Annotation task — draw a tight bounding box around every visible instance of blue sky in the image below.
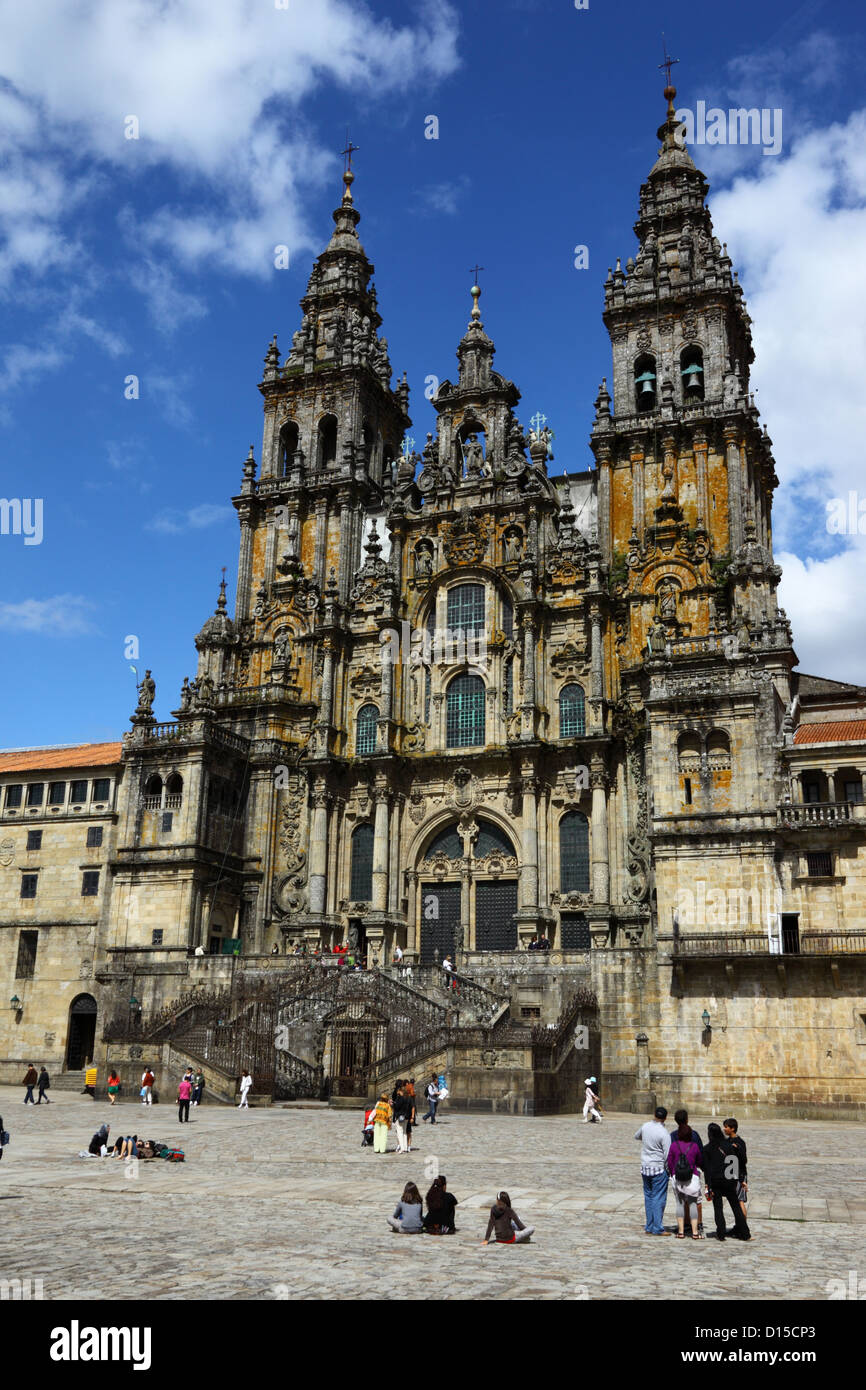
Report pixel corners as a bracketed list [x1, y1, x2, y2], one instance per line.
[2, 0, 866, 747]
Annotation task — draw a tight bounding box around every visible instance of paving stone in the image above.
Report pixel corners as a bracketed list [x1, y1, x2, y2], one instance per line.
[1, 1087, 864, 1300]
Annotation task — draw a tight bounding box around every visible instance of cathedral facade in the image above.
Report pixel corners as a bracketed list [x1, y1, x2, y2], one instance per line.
[2, 89, 865, 1116]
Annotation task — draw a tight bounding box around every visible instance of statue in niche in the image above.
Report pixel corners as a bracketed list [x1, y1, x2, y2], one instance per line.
[656, 578, 679, 622]
[463, 433, 484, 477]
[414, 543, 433, 579]
[503, 528, 523, 564]
[273, 631, 291, 666]
[647, 620, 666, 654]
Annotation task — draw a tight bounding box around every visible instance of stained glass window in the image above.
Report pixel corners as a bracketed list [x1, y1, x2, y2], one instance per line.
[356, 703, 378, 756]
[425, 825, 463, 860]
[446, 673, 485, 748]
[447, 584, 486, 637]
[474, 818, 515, 858]
[560, 811, 590, 893]
[350, 823, 374, 900]
[559, 683, 586, 738]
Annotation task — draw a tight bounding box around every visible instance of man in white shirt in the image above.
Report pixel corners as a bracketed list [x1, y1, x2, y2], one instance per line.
[238, 1070, 253, 1109]
[635, 1106, 672, 1235]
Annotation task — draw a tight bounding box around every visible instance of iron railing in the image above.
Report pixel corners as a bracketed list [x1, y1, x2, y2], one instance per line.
[668, 930, 866, 958]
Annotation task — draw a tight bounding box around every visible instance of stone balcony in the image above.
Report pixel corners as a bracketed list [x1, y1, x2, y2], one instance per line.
[777, 800, 865, 829]
[663, 930, 866, 959]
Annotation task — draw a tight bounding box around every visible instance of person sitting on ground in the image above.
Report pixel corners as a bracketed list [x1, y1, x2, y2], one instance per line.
[427, 1175, 458, 1233]
[482, 1191, 535, 1245]
[387, 1182, 424, 1233]
[88, 1124, 110, 1156]
[116, 1135, 138, 1160]
[422, 1177, 448, 1234]
[666, 1116, 704, 1239]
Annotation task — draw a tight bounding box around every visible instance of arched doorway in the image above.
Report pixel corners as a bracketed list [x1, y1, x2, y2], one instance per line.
[66, 994, 97, 1070]
[418, 819, 519, 961]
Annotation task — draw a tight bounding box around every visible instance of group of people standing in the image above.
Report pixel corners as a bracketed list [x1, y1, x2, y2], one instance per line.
[177, 1067, 206, 1121]
[635, 1106, 751, 1241]
[366, 1073, 447, 1152]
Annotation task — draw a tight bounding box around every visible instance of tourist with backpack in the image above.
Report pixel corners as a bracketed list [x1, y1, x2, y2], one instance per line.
[140, 1067, 155, 1106]
[673, 1108, 704, 1233]
[635, 1106, 672, 1235]
[667, 1116, 704, 1239]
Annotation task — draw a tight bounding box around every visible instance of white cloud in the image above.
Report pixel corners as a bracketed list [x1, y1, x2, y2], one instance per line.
[709, 107, 866, 684]
[414, 179, 468, 217]
[147, 503, 232, 535]
[0, 0, 461, 316]
[0, 594, 97, 636]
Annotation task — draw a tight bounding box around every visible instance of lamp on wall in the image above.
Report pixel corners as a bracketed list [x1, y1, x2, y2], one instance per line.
[701, 1009, 711, 1030]
[10, 994, 22, 1012]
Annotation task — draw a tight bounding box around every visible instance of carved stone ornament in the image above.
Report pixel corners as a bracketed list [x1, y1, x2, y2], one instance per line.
[422, 851, 456, 880]
[449, 766, 479, 812]
[550, 637, 587, 676]
[407, 787, 426, 823]
[403, 724, 426, 753]
[442, 511, 491, 566]
[0, 838, 14, 867]
[338, 900, 371, 917]
[551, 890, 592, 908]
[349, 665, 381, 697]
[636, 329, 652, 352]
[473, 851, 519, 877]
[273, 769, 309, 918]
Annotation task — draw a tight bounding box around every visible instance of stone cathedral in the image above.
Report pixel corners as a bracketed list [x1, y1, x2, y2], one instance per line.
[2, 88, 865, 1117]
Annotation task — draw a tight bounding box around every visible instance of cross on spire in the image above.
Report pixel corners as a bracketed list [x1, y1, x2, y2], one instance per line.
[340, 129, 360, 173]
[469, 264, 485, 286]
[658, 37, 679, 90]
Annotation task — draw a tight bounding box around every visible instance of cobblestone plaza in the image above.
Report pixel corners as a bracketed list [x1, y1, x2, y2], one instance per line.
[3, 1089, 864, 1302]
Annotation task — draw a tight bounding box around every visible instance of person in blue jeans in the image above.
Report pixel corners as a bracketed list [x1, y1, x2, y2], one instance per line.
[635, 1105, 672, 1235]
[422, 1074, 440, 1124]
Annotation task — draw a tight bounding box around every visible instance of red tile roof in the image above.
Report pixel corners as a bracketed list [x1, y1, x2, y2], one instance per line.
[794, 721, 866, 745]
[0, 741, 123, 773]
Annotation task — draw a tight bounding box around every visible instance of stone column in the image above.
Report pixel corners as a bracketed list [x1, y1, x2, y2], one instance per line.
[314, 500, 328, 591]
[590, 757, 610, 904]
[308, 781, 330, 915]
[372, 784, 390, 912]
[460, 857, 471, 958]
[725, 426, 743, 551]
[693, 430, 708, 524]
[235, 506, 255, 624]
[319, 641, 335, 728]
[590, 603, 603, 700]
[388, 795, 403, 914]
[519, 776, 539, 910]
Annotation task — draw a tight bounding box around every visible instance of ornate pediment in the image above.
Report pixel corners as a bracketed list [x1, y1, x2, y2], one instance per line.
[473, 851, 519, 876]
[551, 890, 592, 908]
[349, 664, 381, 698]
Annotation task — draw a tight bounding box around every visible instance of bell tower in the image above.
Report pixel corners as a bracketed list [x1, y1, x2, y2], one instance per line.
[593, 79, 789, 675]
[233, 157, 411, 628]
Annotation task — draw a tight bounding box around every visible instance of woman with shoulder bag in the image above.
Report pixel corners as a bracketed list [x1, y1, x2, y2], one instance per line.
[666, 1117, 704, 1240]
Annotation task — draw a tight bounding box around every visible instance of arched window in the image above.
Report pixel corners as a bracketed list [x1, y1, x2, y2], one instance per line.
[165, 773, 183, 808]
[501, 597, 514, 639]
[143, 774, 162, 810]
[446, 673, 486, 748]
[356, 704, 379, 756]
[474, 818, 515, 858]
[279, 421, 299, 475]
[317, 414, 338, 469]
[560, 811, 590, 893]
[634, 353, 657, 412]
[559, 683, 586, 738]
[349, 823, 374, 900]
[447, 583, 486, 638]
[680, 345, 705, 402]
[707, 730, 731, 770]
[424, 825, 464, 860]
[677, 732, 702, 773]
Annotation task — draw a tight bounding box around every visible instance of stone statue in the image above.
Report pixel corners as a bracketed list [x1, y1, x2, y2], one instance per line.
[196, 673, 214, 706]
[414, 544, 433, 579]
[179, 676, 192, 712]
[647, 621, 666, 654]
[274, 630, 291, 665]
[657, 579, 678, 621]
[503, 529, 523, 563]
[347, 922, 360, 953]
[135, 669, 156, 715]
[463, 433, 484, 477]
